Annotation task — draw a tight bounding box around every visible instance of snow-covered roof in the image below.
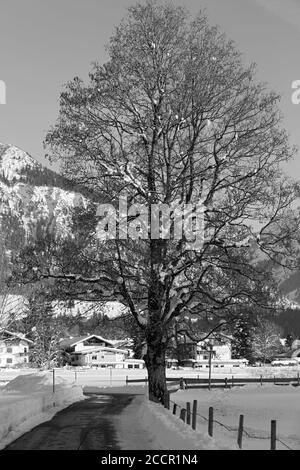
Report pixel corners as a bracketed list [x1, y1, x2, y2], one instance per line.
[59, 334, 115, 349]
[72, 346, 128, 355]
[178, 332, 232, 346]
[112, 338, 134, 349]
[0, 329, 33, 344]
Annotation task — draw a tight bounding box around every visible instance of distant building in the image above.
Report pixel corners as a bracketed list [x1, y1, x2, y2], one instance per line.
[60, 334, 116, 354]
[59, 334, 144, 368]
[174, 332, 247, 368]
[274, 339, 300, 362]
[0, 330, 33, 368]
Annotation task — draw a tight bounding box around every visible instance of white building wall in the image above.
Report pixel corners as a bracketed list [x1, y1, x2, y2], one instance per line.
[87, 351, 126, 364]
[214, 344, 231, 361]
[196, 343, 232, 362]
[0, 339, 30, 367]
[70, 350, 145, 368]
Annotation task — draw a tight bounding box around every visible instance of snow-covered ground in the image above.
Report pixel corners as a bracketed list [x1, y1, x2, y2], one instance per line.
[117, 395, 234, 450]
[1, 368, 300, 450]
[99, 382, 300, 450]
[0, 371, 84, 449]
[88, 385, 230, 450]
[1, 365, 299, 388]
[171, 385, 300, 450]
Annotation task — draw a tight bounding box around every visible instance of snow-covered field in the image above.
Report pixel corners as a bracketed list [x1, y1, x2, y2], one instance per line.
[1, 367, 300, 450]
[84, 381, 300, 451]
[118, 395, 233, 450]
[1, 367, 300, 451]
[1, 365, 299, 388]
[171, 385, 300, 450]
[0, 371, 84, 449]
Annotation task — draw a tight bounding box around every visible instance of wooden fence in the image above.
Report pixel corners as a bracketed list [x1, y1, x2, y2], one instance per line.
[126, 374, 300, 388]
[163, 393, 293, 450]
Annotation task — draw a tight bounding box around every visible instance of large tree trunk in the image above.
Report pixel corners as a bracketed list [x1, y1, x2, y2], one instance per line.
[145, 237, 169, 403]
[144, 333, 167, 404]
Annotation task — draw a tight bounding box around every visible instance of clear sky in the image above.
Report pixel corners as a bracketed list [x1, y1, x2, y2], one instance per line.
[0, 0, 299, 177]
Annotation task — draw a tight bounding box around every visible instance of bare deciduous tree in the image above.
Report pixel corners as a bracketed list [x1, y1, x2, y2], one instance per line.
[252, 319, 283, 363]
[16, 1, 299, 402]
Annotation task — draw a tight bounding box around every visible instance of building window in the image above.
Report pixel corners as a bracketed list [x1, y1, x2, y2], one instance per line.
[6, 347, 12, 353]
[128, 364, 133, 369]
[92, 356, 97, 360]
[134, 364, 140, 369]
[6, 358, 13, 364]
[24, 347, 27, 353]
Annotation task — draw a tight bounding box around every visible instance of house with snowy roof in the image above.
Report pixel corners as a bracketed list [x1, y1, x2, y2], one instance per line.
[173, 332, 247, 368]
[0, 330, 33, 368]
[59, 334, 144, 368]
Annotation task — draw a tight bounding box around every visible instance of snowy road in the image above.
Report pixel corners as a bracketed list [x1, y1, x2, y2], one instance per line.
[4, 393, 136, 450]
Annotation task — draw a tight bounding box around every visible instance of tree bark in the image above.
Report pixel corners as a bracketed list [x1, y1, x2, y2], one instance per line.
[144, 332, 167, 404]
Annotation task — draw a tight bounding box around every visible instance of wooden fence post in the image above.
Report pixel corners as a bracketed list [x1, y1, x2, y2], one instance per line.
[173, 403, 177, 415]
[186, 402, 191, 425]
[237, 414, 244, 449]
[270, 420, 276, 450]
[260, 375, 263, 386]
[180, 408, 186, 422]
[74, 370, 77, 383]
[231, 375, 234, 388]
[180, 377, 185, 390]
[52, 369, 56, 407]
[164, 391, 170, 409]
[225, 377, 228, 389]
[297, 372, 299, 386]
[126, 375, 128, 385]
[208, 407, 214, 437]
[192, 400, 197, 431]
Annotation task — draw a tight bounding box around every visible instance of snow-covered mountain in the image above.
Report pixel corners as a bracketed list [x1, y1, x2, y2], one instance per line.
[0, 143, 88, 250]
[52, 300, 127, 319]
[0, 143, 126, 324]
[279, 270, 300, 308]
[0, 295, 126, 329]
[1, 142, 300, 319]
